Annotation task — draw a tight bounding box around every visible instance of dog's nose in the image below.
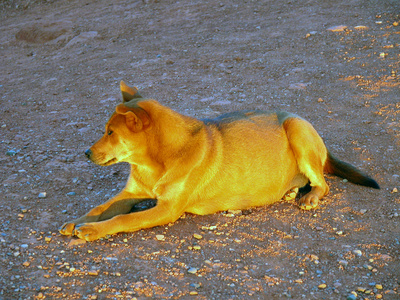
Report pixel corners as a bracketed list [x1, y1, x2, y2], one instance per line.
[85, 149, 92, 159]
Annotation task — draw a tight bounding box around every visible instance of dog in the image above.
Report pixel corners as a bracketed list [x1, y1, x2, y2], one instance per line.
[59, 81, 380, 241]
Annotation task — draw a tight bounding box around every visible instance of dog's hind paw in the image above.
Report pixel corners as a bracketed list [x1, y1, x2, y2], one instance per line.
[298, 193, 319, 210]
[282, 187, 299, 201]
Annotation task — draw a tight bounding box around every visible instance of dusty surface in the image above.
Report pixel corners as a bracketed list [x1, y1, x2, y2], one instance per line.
[1, 0, 399, 299]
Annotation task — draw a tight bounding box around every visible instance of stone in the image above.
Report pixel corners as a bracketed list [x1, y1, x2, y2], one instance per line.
[327, 25, 347, 32]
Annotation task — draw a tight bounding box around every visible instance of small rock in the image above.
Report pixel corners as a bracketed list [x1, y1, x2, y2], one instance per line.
[294, 279, 303, 284]
[187, 267, 198, 274]
[353, 249, 362, 257]
[88, 270, 99, 276]
[347, 293, 357, 300]
[359, 209, 367, 214]
[363, 264, 373, 270]
[67, 238, 87, 247]
[189, 283, 201, 289]
[318, 283, 327, 289]
[392, 187, 398, 193]
[22, 261, 30, 267]
[375, 284, 383, 290]
[156, 235, 165, 241]
[193, 234, 203, 240]
[6, 150, 17, 156]
[66, 192, 76, 196]
[339, 260, 348, 267]
[38, 192, 47, 198]
[327, 25, 347, 32]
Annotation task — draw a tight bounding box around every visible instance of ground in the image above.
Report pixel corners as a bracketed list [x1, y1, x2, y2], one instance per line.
[0, 0, 399, 299]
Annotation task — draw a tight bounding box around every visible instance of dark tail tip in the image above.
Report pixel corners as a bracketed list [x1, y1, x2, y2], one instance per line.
[326, 152, 380, 189]
[357, 176, 380, 190]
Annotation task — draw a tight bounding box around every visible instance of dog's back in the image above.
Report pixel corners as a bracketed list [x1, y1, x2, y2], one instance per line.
[184, 110, 306, 214]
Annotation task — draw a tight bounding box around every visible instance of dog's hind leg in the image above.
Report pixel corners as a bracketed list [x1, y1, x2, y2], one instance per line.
[282, 116, 329, 210]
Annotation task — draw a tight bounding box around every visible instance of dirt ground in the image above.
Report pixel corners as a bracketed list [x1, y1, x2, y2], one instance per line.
[1, 0, 399, 299]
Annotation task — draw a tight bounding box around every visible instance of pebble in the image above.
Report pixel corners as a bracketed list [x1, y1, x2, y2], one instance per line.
[67, 238, 86, 247]
[353, 249, 362, 257]
[190, 283, 201, 289]
[318, 283, 327, 289]
[187, 267, 198, 274]
[193, 234, 203, 240]
[359, 209, 367, 214]
[22, 261, 30, 267]
[294, 279, 303, 284]
[339, 260, 348, 267]
[354, 25, 369, 30]
[38, 192, 47, 198]
[6, 150, 17, 156]
[363, 264, 373, 270]
[347, 293, 357, 300]
[201, 225, 217, 231]
[375, 284, 383, 290]
[156, 235, 165, 241]
[88, 270, 99, 276]
[327, 25, 347, 32]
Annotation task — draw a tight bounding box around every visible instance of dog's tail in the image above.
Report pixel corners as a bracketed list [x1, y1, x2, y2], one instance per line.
[324, 151, 380, 189]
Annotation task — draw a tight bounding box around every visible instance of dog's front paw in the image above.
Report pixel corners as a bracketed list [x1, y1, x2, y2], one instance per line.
[299, 193, 319, 210]
[59, 222, 76, 236]
[73, 223, 104, 241]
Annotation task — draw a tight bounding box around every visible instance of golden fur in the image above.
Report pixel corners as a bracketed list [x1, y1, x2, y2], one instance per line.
[60, 81, 379, 241]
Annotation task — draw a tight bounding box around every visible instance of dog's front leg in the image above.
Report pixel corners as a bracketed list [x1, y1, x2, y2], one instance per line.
[72, 199, 182, 241]
[59, 190, 150, 236]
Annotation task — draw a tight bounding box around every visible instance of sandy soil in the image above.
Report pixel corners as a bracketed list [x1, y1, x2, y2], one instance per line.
[1, 0, 399, 299]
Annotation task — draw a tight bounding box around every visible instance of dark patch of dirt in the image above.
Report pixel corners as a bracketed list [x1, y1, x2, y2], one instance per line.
[1, 0, 399, 299]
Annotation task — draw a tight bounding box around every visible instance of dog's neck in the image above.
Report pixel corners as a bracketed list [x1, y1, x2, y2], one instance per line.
[138, 100, 206, 167]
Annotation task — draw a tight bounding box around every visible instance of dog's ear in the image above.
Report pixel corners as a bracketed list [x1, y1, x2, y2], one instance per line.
[115, 103, 150, 132]
[120, 81, 142, 102]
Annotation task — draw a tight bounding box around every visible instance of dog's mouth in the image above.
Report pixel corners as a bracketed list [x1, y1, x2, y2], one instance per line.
[99, 157, 118, 166]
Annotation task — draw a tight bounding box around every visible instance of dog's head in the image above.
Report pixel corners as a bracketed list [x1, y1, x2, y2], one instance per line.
[85, 81, 151, 166]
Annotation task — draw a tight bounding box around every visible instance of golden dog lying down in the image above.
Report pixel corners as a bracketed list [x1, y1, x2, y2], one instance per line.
[60, 81, 379, 241]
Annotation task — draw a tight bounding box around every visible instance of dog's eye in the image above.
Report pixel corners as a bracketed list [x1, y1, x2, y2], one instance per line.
[107, 130, 113, 136]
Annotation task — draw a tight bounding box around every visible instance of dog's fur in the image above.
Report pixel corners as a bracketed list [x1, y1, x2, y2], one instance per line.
[60, 81, 379, 241]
